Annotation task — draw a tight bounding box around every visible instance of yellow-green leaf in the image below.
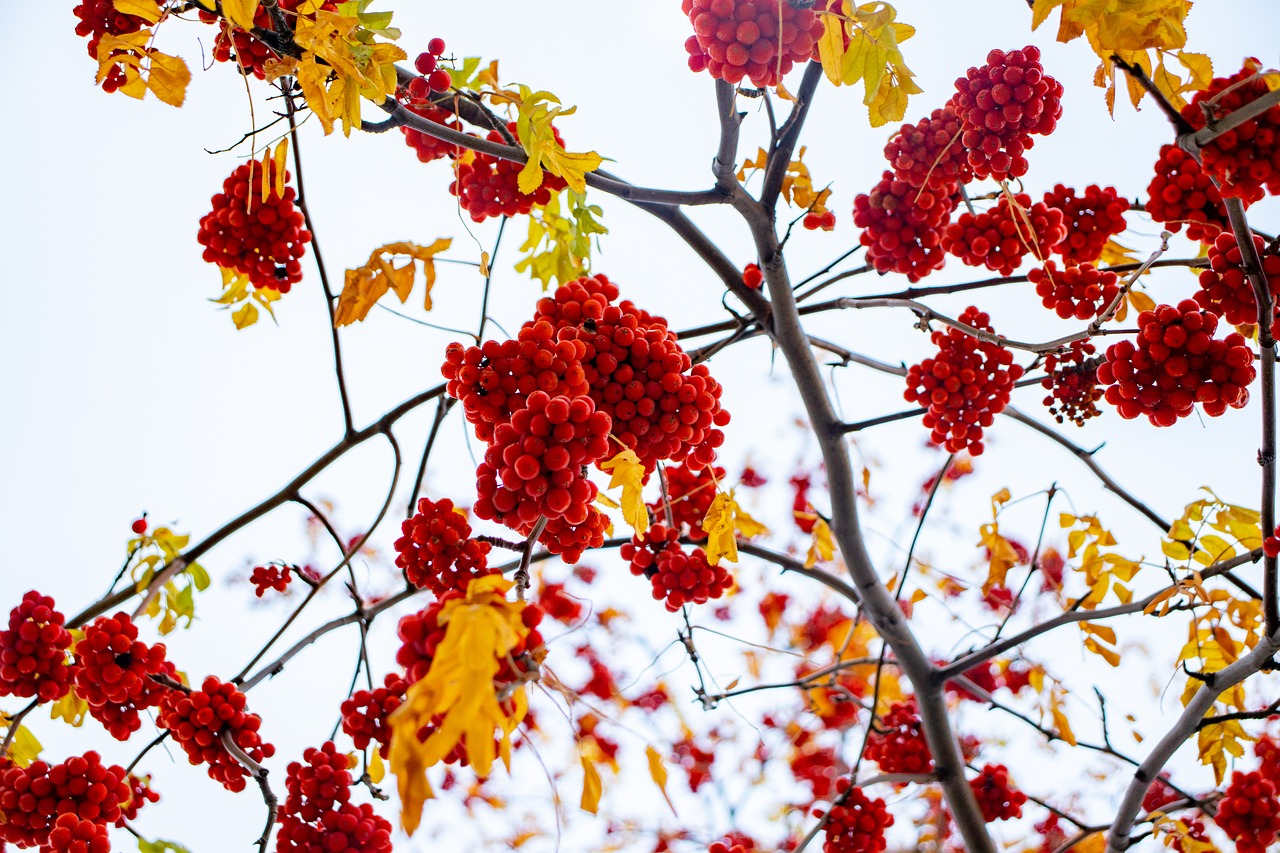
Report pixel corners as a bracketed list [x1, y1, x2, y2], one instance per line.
[599, 448, 648, 538]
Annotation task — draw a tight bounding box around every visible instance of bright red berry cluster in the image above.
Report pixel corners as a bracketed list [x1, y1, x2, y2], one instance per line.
[442, 322, 590, 443]
[1183, 60, 1280, 202]
[970, 763, 1026, 822]
[1041, 340, 1103, 426]
[854, 171, 957, 283]
[394, 497, 493, 594]
[864, 702, 933, 774]
[903, 307, 1024, 455]
[1145, 144, 1228, 243]
[742, 263, 764, 289]
[198, 0, 334, 79]
[654, 461, 724, 540]
[250, 565, 292, 597]
[1029, 260, 1120, 320]
[409, 38, 454, 97]
[1217, 770, 1280, 853]
[341, 674, 407, 758]
[119, 773, 160, 823]
[47, 812, 111, 852]
[1141, 773, 1181, 813]
[157, 676, 275, 792]
[450, 124, 568, 221]
[73, 613, 173, 741]
[1042, 184, 1130, 264]
[1096, 300, 1256, 425]
[1194, 231, 1280, 337]
[681, 0, 823, 87]
[804, 209, 837, 231]
[621, 524, 731, 611]
[818, 780, 894, 853]
[529, 274, 730, 472]
[72, 0, 147, 93]
[277, 741, 393, 853]
[0, 591, 76, 702]
[952, 46, 1063, 181]
[400, 100, 467, 164]
[622, 523, 680, 580]
[197, 160, 311, 293]
[0, 752, 130, 850]
[885, 106, 974, 192]
[943, 192, 1066, 275]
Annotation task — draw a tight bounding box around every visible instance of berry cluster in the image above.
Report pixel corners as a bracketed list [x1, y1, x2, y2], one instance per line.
[853, 171, 957, 282]
[1141, 773, 1181, 813]
[970, 764, 1026, 822]
[529, 274, 730, 472]
[1194, 231, 1280, 337]
[864, 702, 933, 774]
[1145, 144, 1228, 243]
[622, 524, 732, 611]
[73, 613, 173, 741]
[903, 307, 1024, 455]
[1183, 60, 1280, 202]
[884, 106, 974, 192]
[340, 673, 407, 758]
[654, 461, 724, 540]
[157, 676, 275, 792]
[47, 813, 110, 852]
[952, 46, 1063, 181]
[442, 323, 590, 443]
[197, 0, 335, 79]
[0, 591, 76, 702]
[1042, 184, 1130, 264]
[450, 124, 568, 221]
[819, 780, 894, 853]
[250, 565, 292, 597]
[0, 752, 130, 850]
[681, 0, 823, 87]
[1217, 770, 1280, 853]
[197, 160, 311, 293]
[1097, 300, 1256, 425]
[1029, 260, 1120, 320]
[1041, 339, 1103, 426]
[72, 0, 147, 93]
[277, 742, 393, 853]
[742, 263, 764, 289]
[401, 100, 467, 164]
[119, 773, 160, 823]
[395, 497, 493, 594]
[804, 209, 837, 231]
[409, 38, 453, 97]
[942, 192, 1066, 275]
[533, 512, 613, 565]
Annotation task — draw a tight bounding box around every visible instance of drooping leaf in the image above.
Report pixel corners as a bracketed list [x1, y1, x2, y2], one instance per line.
[580, 751, 602, 814]
[293, 9, 406, 136]
[514, 190, 608, 290]
[599, 448, 648, 538]
[514, 86, 603, 195]
[335, 238, 452, 326]
[96, 33, 190, 107]
[114, 0, 162, 24]
[805, 518, 836, 568]
[645, 745, 676, 815]
[702, 489, 768, 566]
[220, 0, 260, 31]
[818, 2, 920, 125]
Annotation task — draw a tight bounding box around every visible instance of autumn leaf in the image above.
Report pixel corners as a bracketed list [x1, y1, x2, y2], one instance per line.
[211, 266, 281, 330]
[805, 518, 835, 568]
[515, 190, 608, 290]
[645, 745, 676, 815]
[220, 0, 260, 31]
[702, 489, 768, 566]
[96, 33, 190, 107]
[293, 9, 406, 136]
[113, 0, 162, 24]
[0, 714, 41, 767]
[50, 690, 89, 727]
[580, 751, 603, 814]
[817, 2, 920, 125]
[978, 488, 1018, 593]
[335, 238, 452, 326]
[514, 86, 604, 195]
[599, 448, 648, 537]
[388, 575, 532, 834]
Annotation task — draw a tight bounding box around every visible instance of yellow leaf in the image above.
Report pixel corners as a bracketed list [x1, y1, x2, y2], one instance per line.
[146, 50, 189, 107]
[646, 745, 676, 815]
[0, 716, 41, 767]
[369, 749, 386, 784]
[514, 86, 603, 195]
[702, 490, 740, 566]
[272, 138, 289, 198]
[221, 0, 260, 32]
[805, 518, 836, 568]
[817, 9, 847, 85]
[1128, 289, 1156, 314]
[580, 752, 602, 814]
[388, 575, 532, 834]
[599, 448, 648, 538]
[1099, 238, 1138, 267]
[335, 238, 452, 326]
[50, 690, 89, 727]
[1050, 696, 1077, 746]
[114, 0, 162, 23]
[232, 302, 259, 330]
[1162, 539, 1191, 561]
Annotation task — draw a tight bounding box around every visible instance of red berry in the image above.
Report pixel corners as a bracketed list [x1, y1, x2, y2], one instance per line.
[1029, 261, 1120, 321]
[820, 780, 894, 853]
[742, 262, 764, 289]
[73, 613, 175, 740]
[130, 517, 147, 535]
[1041, 183, 1130, 264]
[1041, 339, 1104, 426]
[943, 192, 1066, 275]
[1194, 231, 1280, 338]
[1145, 143, 1229, 243]
[1217, 770, 1280, 853]
[413, 52, 436, 75]
[864, 701, 934, 774]
[156, 676, 275, 792]
[969, 763, 1027, 822]
[681, 0, 824, 88]
[427, 37, 446, 55]
[427, 68, 452, 92]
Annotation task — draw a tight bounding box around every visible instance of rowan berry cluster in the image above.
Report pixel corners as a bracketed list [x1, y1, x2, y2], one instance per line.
[72, 613, 173, 741]
[853, 171, 957, 282]
[952, 46, 1063, 181]
[277, 741, 394, 853]
[119, 773, 160, 823]
[903, 307, 1024, 455]
[0, 752, 130, 850]
[1194, 231, 1280, 337]
[1029, 260, 1119, 320]
[450, 124, 568, 221]
[340, 673, 407, 759]
[818, 781, 894, 853]
[969, 763, 1026, 822]
[1183, 60, 1280, 202]
[1096, 300, 1256, 425]
[157, 676, 274, 792]
[885, 106, 974, 192]
[395, 497, 493, 594]
[864, 702, 933, 774]
[72, 0, 147, 93]
[250, 565, 292, 597]
[410, 38, 454, 97]
[681, 0, 823, 87]
[1041, 340, 1103, 426]
[1042, 184, 1130, 264]
[197, 160, 311, 293]
[1145, 144, 1228, 243]
[942, 192, 1066, 275]
[654, 461, 725, 540]
[1217, 770, 1280, 853]
[0, 591, 76, 702]
[804, 209, 837, 231]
